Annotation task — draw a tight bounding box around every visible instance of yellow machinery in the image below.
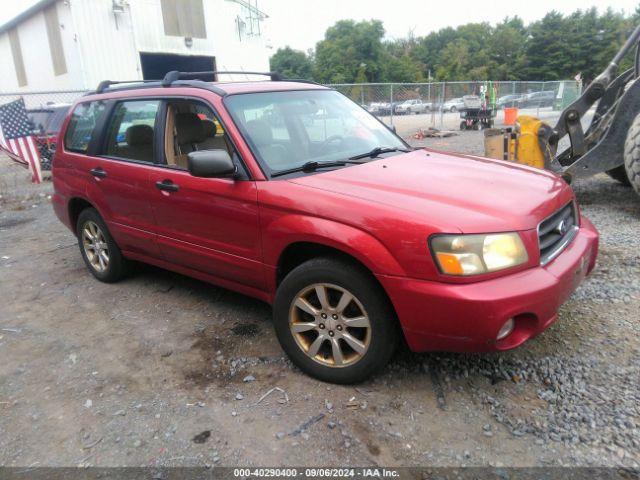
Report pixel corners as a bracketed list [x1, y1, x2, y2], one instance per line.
[484, 115, 554, 170]
[483, 23, 640, 195]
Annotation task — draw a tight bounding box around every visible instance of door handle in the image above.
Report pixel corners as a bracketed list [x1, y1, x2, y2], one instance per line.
[155, 179, 179, 192]
[90, 167, 107, 178]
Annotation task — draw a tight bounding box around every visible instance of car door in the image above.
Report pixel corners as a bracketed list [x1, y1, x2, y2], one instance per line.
[148, 99, 263, 290]
[65, 99, 161, 258]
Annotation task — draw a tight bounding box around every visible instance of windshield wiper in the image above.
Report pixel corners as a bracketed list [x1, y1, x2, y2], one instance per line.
[348, 146, 411, 161]
[271, 160, 364, 178]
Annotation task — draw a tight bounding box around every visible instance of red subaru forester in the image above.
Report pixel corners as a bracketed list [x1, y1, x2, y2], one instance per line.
[52, 72, 599, 383]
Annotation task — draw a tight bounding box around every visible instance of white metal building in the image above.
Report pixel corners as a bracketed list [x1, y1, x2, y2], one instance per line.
[0, 0, 271, 92]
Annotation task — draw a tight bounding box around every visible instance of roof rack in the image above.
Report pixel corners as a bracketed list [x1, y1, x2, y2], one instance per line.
[89, 71, 326, 97]
[95, 79, 160, 94]
[161, 70, 283, 86]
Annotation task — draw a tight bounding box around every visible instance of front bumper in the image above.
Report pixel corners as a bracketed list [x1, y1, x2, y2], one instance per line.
[378, 216, 599, 352]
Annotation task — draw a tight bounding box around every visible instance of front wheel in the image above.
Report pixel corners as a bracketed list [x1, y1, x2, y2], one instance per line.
[450, 106, 457, 113]
[273, 257, 399, 384]
[624, 112, 640, 194]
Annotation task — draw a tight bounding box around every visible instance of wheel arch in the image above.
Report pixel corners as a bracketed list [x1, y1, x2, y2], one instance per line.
[68, 197, 95, 234]
[265, 215, 406, 289]
[274, 240, 405, 344]
[277, 241, 376, 287]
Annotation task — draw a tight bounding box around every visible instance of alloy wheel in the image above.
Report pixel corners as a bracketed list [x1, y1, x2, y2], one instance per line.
[82, 221, 109, 273]
[289, 283, 371, 367]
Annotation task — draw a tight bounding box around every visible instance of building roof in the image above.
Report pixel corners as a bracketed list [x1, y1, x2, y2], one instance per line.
[0, 0, 57, 36]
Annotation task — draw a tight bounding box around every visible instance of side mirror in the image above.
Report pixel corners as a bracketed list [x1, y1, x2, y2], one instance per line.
[187, 150, 237, 178]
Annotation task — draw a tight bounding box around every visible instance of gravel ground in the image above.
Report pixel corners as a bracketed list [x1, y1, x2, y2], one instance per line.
[0, 132, 639, 469]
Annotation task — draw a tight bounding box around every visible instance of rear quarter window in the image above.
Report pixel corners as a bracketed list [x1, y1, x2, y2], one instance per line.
[64, 101, 107, 153]
[46, 107, 71, 134]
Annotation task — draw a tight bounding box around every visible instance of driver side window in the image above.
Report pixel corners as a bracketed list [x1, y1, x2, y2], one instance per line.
[164, 100, 233, 170]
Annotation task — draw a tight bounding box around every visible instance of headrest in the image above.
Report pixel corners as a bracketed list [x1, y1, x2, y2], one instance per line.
[245, 119, 273, 146]
[125, 124, 153, 146]
[201, 119, 218, 138]
[176, 112, 205, 144]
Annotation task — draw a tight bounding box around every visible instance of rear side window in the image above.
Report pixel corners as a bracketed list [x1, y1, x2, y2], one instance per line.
[45, 107, 70, 134]
[27, 110, 51, 134]
[64, 101, 107, 153]
[104, 100, 160, 163]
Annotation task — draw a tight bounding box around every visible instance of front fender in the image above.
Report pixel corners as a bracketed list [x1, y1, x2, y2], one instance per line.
[262, 213, 407, 292]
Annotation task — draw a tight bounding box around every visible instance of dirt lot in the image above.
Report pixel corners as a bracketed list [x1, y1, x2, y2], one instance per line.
[1, 131, 639, 468]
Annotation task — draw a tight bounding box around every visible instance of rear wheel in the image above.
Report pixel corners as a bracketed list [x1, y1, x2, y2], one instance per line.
[624, 112, 640, 194]
[76, 208, 130, 282]
[273, 257, 398, 384]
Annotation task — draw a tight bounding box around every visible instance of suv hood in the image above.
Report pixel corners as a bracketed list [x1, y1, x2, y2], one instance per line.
[289, 149, 574, 233]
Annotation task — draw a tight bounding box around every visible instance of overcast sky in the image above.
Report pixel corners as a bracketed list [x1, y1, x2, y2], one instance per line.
[2, 0, 638, 52]
[262, 0, 639, 51]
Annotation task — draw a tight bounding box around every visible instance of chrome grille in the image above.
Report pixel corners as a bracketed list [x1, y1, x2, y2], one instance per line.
[538, 202, 579, 265]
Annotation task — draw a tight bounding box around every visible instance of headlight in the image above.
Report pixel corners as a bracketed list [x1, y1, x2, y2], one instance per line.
[430, 233, 528, 276]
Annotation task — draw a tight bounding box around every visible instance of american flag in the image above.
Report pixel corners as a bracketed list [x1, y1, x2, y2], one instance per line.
[0, 98, 43, 183]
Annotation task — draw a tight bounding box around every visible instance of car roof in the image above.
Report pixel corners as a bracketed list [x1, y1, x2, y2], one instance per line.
[80, 81, 329, 106]
[214, 80, 328, 95]
[83, 71, 329, 100]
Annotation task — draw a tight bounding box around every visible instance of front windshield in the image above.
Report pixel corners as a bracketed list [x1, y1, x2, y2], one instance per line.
[225, 90, 406, 174]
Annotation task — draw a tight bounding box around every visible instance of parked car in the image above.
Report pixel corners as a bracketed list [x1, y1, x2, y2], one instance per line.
[367, 102, 392, 116]
[395, 99, 430, 115]
[27, 104, 71, 169]
[441, 97, 465, 112]
[52, 73, 599, 384]
[496, 94, 525, 109]
[519, 90, 556, 109]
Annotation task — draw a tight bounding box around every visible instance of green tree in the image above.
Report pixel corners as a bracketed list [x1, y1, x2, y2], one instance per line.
[269, 46, 314, 79]
[313, 20, 387, 83]
[521, 11, 574, 80]
[488, 17, 527, 80]
[271, 7, 640, 84]
[383, 35, 424, 82]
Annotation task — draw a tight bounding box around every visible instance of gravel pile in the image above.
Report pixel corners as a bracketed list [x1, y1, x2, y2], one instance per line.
[571, 176, 640, 304]
[423, 353, 639, 455]
[399, 138, 640, 465]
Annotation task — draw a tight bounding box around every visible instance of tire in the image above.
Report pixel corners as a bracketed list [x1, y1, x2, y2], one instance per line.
[460, 121, 466, 130]
[624, 112, 640, 194]
[273, 257, 399, 384]
[606, 166, 631, 186]
[450, 106, 457, 113]
[76, 208, 130, 283]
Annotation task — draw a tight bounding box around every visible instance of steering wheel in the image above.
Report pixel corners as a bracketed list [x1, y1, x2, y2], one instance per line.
[318, 135, 344, 152]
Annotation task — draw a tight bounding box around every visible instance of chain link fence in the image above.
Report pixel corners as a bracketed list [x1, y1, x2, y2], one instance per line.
[0, 90, 88, 109]
[330, 80, 581, 137]
[0, 80, 581, 147]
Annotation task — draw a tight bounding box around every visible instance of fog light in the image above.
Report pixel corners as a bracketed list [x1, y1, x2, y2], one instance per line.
[497, 318, 515, 340]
